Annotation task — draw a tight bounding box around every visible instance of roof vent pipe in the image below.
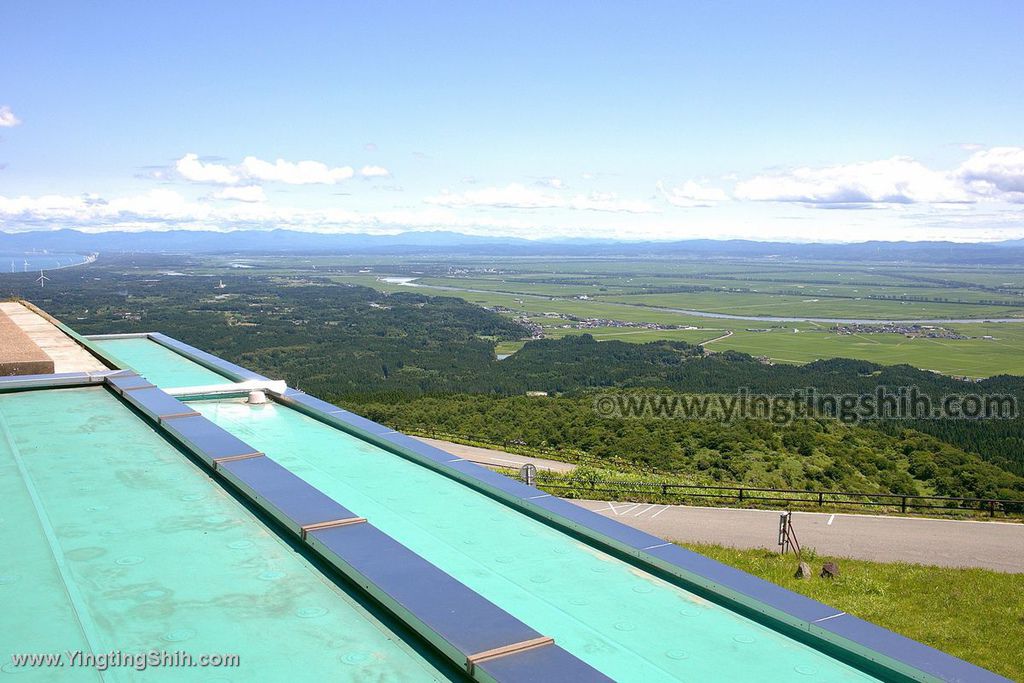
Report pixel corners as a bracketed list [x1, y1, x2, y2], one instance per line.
[247, 389, 267, 405]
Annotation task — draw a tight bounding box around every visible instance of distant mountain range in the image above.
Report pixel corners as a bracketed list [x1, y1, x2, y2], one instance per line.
[2, 229, 1024, 264]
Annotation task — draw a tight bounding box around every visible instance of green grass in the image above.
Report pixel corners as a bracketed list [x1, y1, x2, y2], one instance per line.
[517, 466, 1020, 520]
[603, 291, 1024, 319]
[494, 340, 527, 355]
[333, 268, 1024, 378]
[339, 272, 1024, 321]
[700, 324, 1024, 377]
[540, 325, 728, 345]
[414, 275, 641, 297]
[683, 543, 1024, 681]
[534, 322, 1024, 377]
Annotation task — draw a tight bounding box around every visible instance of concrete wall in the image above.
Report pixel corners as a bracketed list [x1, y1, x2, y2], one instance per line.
[0, 308, 54, 375]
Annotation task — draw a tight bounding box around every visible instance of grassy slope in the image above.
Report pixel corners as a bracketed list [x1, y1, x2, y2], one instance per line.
[684, 543, 1024, 681]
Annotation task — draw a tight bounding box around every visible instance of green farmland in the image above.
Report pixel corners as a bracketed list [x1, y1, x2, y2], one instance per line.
[329, 257, 1024, 378]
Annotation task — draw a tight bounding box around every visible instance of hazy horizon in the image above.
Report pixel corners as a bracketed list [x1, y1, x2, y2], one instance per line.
[4, 226, 1024, 246]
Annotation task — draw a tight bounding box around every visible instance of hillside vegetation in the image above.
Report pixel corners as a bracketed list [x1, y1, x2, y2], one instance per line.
[353, 393, 1024, 501]
[9, 256, 1024, 495]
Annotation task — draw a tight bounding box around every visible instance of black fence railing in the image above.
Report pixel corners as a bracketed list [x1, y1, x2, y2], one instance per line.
[527, 476, 1024, 517]
[401, 428, 1024, 518]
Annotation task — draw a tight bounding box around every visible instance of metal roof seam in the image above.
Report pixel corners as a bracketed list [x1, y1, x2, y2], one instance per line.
[269, 376, 1009, 683]
[86, 332, 1013, 683]
[95, 373, 606, 682]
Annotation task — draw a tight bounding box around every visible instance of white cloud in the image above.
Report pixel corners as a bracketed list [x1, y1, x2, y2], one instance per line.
[537, 177, 564, 189]
[424, 183, 653, 213]
[175, 154, 240, 184]
[7, 145, 1024, 242]
[213, 186, 266, 203]
[735, 157, 970, 206]
[107, 189, 207, 219]
[3, 186, 1024, 242]
[241, 156, 354, 185]
[732, 149, 1024, 207]
[426, 184, 558, 209]
[359, 165, 391, 178]
[657, 180, 729, 207]
[173, 153, 358, 186]
[0, 189, 209, 226]
[0, 189, 534, 235]
[0, 193, 94, 217]
[957, 146, 1024, 203]
[0, 106, 21, 128]
[566, 191, 653, 213]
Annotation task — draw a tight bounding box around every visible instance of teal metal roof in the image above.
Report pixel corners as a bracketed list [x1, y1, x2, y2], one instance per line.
[0, 326, 1007, 682]
[0, 386, 453, 681]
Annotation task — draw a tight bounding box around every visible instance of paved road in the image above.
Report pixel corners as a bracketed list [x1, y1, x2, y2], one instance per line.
[412, 436, 576, 473]
[571, 499, 1024, 573]
[412, 437, 1022, 571]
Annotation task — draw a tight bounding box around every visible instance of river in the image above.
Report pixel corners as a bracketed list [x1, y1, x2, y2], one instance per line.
[380, 278, 1024, 324]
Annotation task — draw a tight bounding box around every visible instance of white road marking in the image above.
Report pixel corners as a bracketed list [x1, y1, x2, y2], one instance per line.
[635, 504, 658, 517]
[598, 502, 628, 515]
[650, 505, 670, 519]
[827, 514, 835, 526]
[485, 456, 526, 466]
[617, 504, 641, 517]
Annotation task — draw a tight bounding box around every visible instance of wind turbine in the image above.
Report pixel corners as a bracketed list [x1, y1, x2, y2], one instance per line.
[36, 270, 50, 288]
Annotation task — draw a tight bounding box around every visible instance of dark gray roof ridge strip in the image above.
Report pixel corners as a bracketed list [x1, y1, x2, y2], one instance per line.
[87, 331, 1010, 682]
[271, 389, 1008, 683]
[99, 371, 608, 682]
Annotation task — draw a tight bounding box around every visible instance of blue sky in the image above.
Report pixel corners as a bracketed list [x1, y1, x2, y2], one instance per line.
[2, 1, 1023, 242]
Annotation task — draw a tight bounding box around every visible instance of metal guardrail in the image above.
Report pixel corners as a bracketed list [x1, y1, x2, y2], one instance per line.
[399, 427, 1023, 517]
[527, 476, 1023, 517]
